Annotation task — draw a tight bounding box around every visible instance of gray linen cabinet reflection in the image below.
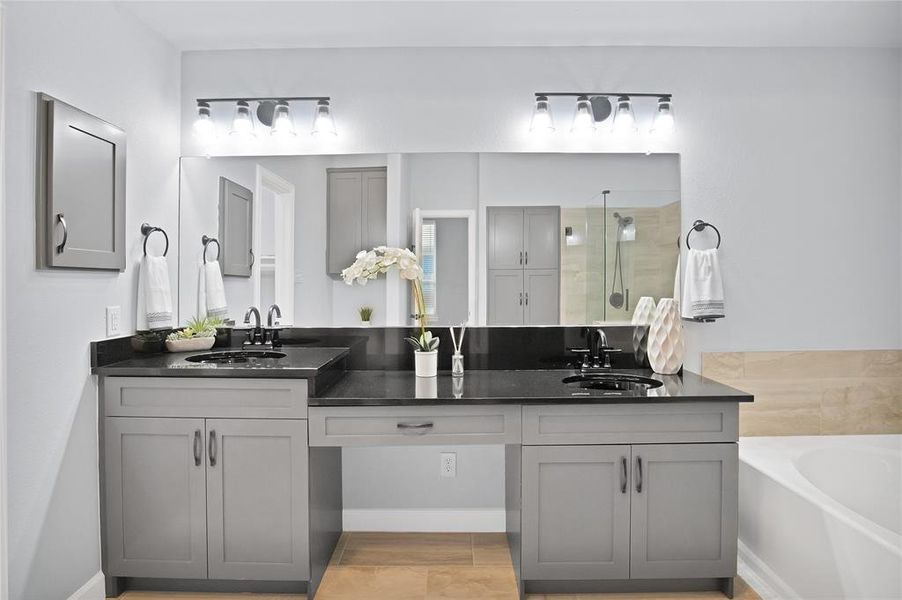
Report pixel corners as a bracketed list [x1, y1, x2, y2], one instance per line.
[521, 445, 631, 580]
[327, 167, 387, 275]
[219, 177, 254, 277]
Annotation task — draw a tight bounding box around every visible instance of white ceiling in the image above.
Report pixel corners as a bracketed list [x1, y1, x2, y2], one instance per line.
[118, 0, 902, 51]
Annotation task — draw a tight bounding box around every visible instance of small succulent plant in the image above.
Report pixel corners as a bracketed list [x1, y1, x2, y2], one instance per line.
[166, 316, 222, 341]
[404, 330, 440, 352]
[358, 306, 374, 321]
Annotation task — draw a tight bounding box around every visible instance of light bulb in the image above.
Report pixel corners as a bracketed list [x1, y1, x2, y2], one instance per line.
[529, 95, 554, 133]
[570, 95, 596, 134]
[611, 95, 637, 136]
[270, 100, 296, 137]
[312, 99, 337, 136]
[193, 101, 215, 143]
[229, 100, 256, 138]
[650, 96, 675, 137]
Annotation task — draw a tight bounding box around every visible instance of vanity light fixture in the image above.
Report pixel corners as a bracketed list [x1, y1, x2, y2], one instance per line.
[193, 96, 336, 140]
[531, 92, 674, 137]
[611, 95, 637, 135]
[270, 100, 296, 137]
[312, 99, 337, 136]
[192, 101, 215, 143]
[570, 95, 596, 134]
[229, 100, 256, 138]
[650, 95, 675, 137]
[529, 95, 555, 133]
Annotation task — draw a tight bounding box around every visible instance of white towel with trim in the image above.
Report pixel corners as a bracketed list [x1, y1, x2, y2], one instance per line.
[681, 248, 725, 321]
[137, 255, 173, 330]
[197, 261, 228, 320]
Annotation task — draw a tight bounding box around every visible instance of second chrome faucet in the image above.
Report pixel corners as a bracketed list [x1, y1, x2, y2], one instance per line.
[243, 304, 282, 347]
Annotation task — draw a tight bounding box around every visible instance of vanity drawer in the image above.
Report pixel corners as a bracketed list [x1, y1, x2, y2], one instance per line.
[522, 402, 738, 445]
[103, 377, 307, 418]
[308, 405, 521, 446]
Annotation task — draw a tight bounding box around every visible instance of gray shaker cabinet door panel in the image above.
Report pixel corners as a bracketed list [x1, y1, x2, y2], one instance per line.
[488, 269, 524, 325]
[327, 170, 362, 274]
[630, 443, 738, 579]
[487, 207, 525, 269]
[219, 177, 254, 277]
[524, 269, 560, 325]
[522, 445, 631, 580]
[104, 417, 208, 579]
[523, 207, 560, 269]
[362, 170, 387, 250]
[206, 419, 310, 581]
[39, 94, 126, 270]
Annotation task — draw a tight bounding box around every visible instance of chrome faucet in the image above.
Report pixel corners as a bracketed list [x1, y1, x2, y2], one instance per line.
[589, 327, 618, 369]
[266, 304, 282, 348]
[243, 306, 264, 346]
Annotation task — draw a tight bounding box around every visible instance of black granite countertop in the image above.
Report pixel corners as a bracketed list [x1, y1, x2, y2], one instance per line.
[311, 369, 754, 406]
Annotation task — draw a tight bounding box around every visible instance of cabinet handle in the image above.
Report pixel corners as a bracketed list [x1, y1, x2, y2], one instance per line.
[525, 292, 529, 306]
[249, 248, 255, 268]
[636, 456, 643, 493]
[397, 422, 433, 435]
[519, 292, 523, 306]
[56, 213, 68, 254]
[620, 456, 628, 494]
[525, 251, 528, 265]
[519, 251, 523, 265]
[208, 430, 217, 467]
[193, 429, 202, 467]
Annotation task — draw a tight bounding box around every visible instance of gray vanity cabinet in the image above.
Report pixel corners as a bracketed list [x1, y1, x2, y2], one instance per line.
[523, 208, 560, 269]
[219, 177, 254, 277]
[488, 269, 525, 325]
[524, 269, 560, 324]
[104, 418, 208, 579]
[327, 167, 387, 275]
[630, 443, 738, 579]
[521, 445, 631, 580]
[487, 208, 525, 269]
[207, 419, 310, 581]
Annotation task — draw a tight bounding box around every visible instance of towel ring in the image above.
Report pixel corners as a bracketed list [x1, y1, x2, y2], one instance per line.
[685, 219, 721, 250]
[140, 223, 169, 257]
[202, 235, 221, 264]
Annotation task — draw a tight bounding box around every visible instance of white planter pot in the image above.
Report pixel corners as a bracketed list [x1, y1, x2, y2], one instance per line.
[359, 320, 372, 327]
[414, 350, 438, 378]
[647, 298, 685, 375]
[166, 337, 215, 353]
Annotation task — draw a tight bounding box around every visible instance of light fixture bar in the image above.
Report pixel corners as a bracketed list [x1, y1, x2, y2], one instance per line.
[535, 92, 671, 99]
[197, 96, 330, 103]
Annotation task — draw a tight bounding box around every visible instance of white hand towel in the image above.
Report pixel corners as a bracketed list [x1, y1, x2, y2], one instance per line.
[197, 260, 228, 320]
[137, 255, 173, 330]
[681, 248, 725, 321]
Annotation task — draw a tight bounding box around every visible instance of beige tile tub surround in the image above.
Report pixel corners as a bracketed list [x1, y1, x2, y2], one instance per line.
[702, 350, 902, 436]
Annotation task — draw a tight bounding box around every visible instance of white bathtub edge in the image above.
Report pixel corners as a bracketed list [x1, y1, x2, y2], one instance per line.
[738, 539, 798, 600]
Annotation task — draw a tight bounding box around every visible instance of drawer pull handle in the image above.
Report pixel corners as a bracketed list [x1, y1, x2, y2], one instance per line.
[397, 421, 434, 434]
[56, 213, 68, 254]
[209, 430, 217, 467]
[636, 456, 643, 494]
[193, 429, 202, 467]
[620, 456, 628, 494]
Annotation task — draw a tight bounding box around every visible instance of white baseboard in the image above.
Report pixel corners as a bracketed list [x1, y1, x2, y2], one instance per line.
[343, 509, 505, 532]
[737, 540, 796, 600]
[67, 571, 104, 600]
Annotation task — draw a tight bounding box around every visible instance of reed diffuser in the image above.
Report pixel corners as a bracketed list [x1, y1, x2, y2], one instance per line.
[449, 323, 467, 377]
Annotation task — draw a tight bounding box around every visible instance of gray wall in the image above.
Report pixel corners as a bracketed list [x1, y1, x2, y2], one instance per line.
[3, 4, 181, 599]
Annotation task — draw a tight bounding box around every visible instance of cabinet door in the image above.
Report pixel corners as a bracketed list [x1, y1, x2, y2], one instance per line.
[206, 419, 310, 581]
[488, 269, 524, 325]
[524, 269, 560, 325]
[327, 170, 363, 274]
[630, 443, 738, 579]
[41, 95, 126, 270]
[362, 169, 387, 250]
[487, 207, 525, 269]
[523, 207, 560, 269]
[219, 177, 254, 277]
[104, 418, 207, 578]
[522, 445, 631, 580]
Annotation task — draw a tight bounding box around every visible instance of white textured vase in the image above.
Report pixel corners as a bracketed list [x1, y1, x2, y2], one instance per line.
[631, 296, 657, 368]
[414, 350, 438, 378]
[647, 298, 685, 375]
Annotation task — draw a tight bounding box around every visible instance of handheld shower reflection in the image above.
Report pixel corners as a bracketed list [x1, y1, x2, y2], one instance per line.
[610, 212, 636, 309]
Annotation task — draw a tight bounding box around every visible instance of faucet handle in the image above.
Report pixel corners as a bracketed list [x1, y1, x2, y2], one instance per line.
[567, 347, 591, 369]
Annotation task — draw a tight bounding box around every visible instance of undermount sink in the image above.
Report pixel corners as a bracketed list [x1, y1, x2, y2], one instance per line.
[562, 372, 664, 392]
[185, 350, 287, 364]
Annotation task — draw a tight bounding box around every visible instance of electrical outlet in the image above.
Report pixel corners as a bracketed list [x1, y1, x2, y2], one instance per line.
[440, 452, 457, 478]
[106, 306, 122, 337]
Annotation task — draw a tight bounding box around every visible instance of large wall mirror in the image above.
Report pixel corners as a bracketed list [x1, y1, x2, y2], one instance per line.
[178, 153, 680, 327]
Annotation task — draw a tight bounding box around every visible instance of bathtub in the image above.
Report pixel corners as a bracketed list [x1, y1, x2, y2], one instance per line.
[738, 435, 902, 600]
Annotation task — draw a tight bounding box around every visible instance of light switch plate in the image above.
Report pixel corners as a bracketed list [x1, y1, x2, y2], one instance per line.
[440, 452, 457, 478]
[106, 306, 121, 337]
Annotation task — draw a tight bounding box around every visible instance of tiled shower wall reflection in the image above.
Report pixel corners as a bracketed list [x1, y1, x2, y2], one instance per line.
[561, 201, 680, 324]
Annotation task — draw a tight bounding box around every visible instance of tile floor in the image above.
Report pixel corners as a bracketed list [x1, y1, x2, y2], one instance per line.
[114, 532, 762, 600]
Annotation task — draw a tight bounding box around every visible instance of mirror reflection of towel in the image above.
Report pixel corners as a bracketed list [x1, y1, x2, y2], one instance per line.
[197, 261, 228, 320]
[137, 255, 172, 331]
[681, 249, 725, 321]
